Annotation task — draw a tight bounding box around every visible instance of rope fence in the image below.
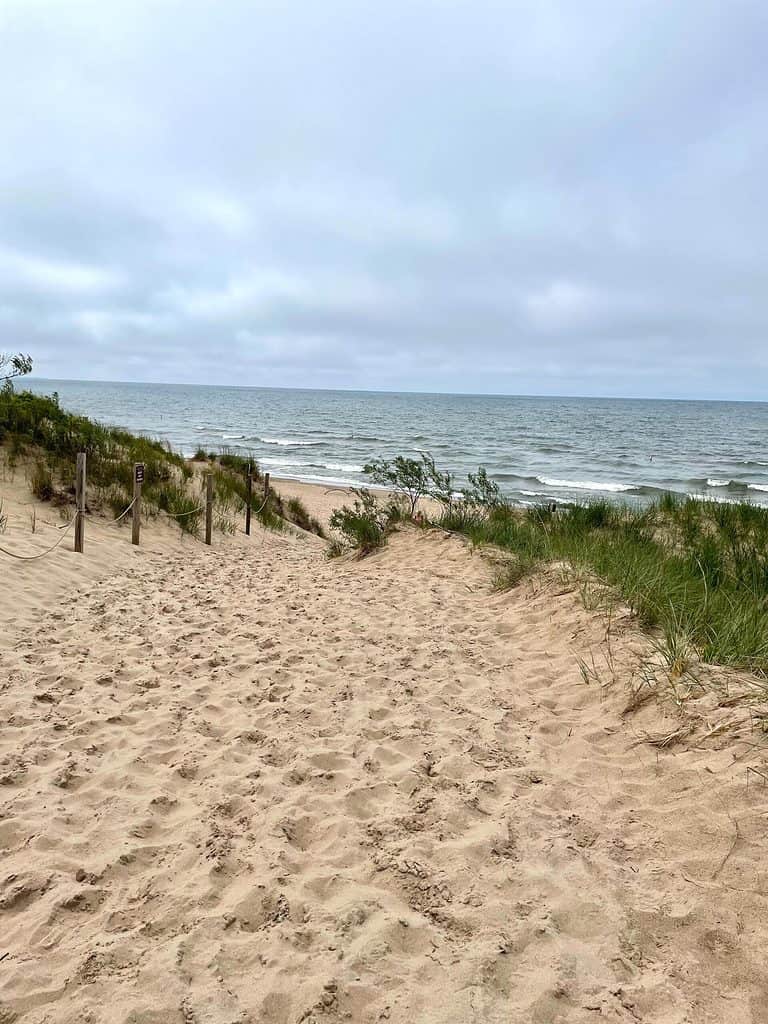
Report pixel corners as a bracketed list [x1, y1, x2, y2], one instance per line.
[85, 497, 136, 529]
[155, 504, 207, 519]
[0, 514, 77, 561]
[0, 456, 274, 562]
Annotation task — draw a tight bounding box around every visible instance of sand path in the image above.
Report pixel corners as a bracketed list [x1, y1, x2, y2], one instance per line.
[1, 523, 767, 1023]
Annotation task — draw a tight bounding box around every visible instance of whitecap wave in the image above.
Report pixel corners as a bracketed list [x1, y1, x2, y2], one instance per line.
[265, 470, 362, 489]
[259, 437, 323, 447]
[223, 434, 245, 440]
[260, 457, 364, 473]
[260, 458, 306, 468]
[536, 476, 635, 493]
[323, 462, 364, 473]
[748, 483, 768, 493]
[706, 478, 731, 487]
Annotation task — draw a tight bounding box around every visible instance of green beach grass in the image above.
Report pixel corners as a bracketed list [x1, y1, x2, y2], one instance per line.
[441, 493, 768, 676]
[0, 388, 323, 538]
[326, 453, 768, 678]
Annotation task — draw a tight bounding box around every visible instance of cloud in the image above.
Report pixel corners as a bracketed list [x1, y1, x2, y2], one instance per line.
[0, 0, 767, 398]
[0, 247, 124, 297]
[51, 309, 177, 341]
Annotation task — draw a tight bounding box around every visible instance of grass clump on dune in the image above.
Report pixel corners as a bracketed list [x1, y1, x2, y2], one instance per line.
[331, 451, 768, 675]
[442, 488, 768, 676]
[328, 489, 403, 556]
[205, 453, 325, 537]
[1, 390, 325, 539]
[144, 480, 204, 535]
[0, 388, 189, 499]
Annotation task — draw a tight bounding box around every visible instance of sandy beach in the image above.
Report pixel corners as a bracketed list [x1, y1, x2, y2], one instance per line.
[2, 477, 768, 1023]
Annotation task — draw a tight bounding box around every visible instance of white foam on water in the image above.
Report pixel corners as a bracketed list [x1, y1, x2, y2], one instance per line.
[323, 462, 364, 473]
[706, 478, 732, 487]
[266, 470, 363, 489]
[259, 437, 323, 447]
[536, 476, 635, 493]
[260, 458, 363, 472]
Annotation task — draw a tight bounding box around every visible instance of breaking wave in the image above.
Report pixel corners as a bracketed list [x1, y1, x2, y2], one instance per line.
[536, 477, 635, 493]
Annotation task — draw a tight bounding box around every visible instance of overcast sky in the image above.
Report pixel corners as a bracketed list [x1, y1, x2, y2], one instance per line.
[1, 0, 767, 399]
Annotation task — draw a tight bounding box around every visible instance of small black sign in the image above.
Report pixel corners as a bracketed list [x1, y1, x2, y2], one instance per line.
[135, 463, 145, 484]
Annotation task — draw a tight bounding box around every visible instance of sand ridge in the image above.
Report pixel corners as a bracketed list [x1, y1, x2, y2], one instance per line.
[1, 504, 768, 1022]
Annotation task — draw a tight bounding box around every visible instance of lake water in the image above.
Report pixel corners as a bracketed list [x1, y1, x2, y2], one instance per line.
[26, 379, 768, 507]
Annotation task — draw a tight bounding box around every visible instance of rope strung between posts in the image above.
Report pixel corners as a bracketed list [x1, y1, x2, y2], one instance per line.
[251, 492, 270, 517]
[0, 513, 78, 561]
[1, 479, 274, 558]
[155, 504, 207, 519]
[85, 497, 136, 529]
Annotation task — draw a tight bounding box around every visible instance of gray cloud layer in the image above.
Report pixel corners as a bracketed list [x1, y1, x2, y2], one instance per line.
[1, 0, 767, 398]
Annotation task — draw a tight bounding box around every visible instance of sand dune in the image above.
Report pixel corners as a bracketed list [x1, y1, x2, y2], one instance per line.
[1, 485, 768, 1022]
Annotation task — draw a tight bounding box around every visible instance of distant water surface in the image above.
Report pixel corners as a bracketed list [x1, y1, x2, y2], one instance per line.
[26, 379, 768, 507]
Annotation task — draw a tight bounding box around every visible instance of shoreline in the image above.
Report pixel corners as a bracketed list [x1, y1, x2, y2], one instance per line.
[19, 379, 768, 509]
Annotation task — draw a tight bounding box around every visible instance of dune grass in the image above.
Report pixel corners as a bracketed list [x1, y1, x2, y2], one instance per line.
[442, 494, 768, 676]
[1, 388, 190, 492]
[0, 389, 324, 538]
[207, 457, 324, 536]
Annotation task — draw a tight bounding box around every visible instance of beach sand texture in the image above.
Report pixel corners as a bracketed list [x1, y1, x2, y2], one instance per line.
[1, 482, 768, 1023]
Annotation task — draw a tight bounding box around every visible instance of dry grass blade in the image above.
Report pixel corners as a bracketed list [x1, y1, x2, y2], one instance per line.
[696, 720, 733, 745]
[639, 722, 694, 749]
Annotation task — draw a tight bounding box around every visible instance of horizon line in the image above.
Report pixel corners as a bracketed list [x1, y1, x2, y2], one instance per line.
[25, 375, 767, 406]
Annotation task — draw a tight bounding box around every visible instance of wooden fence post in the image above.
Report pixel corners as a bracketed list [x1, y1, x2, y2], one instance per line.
[245, 469, 252, 536]
[74, 452, 86, 553]
[132, 463, 144, 546]
[205, 473, 213, 546]
[264, 472, 270, 503]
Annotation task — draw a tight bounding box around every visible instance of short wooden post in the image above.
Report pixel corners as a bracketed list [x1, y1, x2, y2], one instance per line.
[132, 463, 144, 546]
[245, 469, 252, 536]
[264, 472, 270, 503]
[205, 473, 213, 546]
[74, 452, 86, 553]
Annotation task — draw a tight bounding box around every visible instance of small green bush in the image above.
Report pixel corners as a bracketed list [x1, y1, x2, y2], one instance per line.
[363, 452, 454, 515]
[462, 466, 504, 509]
[326, 536, 345, 558]
[329, 489, 396, 555]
